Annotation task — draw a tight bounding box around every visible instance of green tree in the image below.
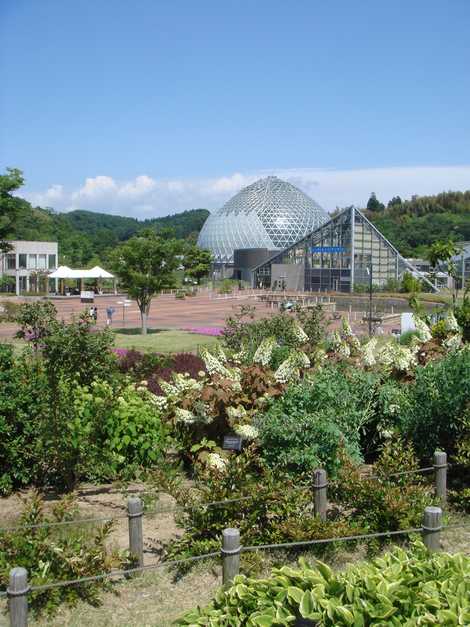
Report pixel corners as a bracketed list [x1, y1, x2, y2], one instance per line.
[426, 240, 461, 304]
[366, 192, 385, 213]
[183, 245, 212, 284]
[111, 231, 182, 334]
[0, 167, 25, 252]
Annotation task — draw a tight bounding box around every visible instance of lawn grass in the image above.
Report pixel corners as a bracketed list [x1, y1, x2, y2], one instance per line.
[112, 329, 218, 353]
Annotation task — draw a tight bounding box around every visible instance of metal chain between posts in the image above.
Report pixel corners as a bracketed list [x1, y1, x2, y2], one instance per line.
[4, 512, 470, 626]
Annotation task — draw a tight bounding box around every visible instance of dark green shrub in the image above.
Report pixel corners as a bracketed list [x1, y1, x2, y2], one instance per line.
[257, 365, 378, 475]
[331, 439, 434, 533]
[404, 348, 470, 459]
[0, 345, 46, 494]
[165, 447, 360, 565]
[0, 300, 20, 322]
[0, 493, 122, 616]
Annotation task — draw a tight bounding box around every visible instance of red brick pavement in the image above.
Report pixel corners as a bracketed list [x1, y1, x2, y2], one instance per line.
[0, 291, 398, 339]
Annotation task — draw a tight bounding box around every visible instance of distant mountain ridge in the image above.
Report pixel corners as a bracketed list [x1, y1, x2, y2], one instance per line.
[10, 202, 209, 267]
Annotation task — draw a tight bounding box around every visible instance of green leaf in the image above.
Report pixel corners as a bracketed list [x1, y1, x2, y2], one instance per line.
[300, 590, 315, 618]
[287, 586, 304, 603]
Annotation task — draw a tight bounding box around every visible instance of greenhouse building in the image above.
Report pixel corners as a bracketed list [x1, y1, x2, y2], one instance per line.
[253, 206, 435, 292]
[197, 176, 328, 274]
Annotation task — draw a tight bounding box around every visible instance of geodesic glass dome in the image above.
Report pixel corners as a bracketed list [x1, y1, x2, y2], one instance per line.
[197, 176, 328, 264]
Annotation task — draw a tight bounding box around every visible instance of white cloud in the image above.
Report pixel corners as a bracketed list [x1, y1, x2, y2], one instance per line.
[22, 165, 470, 219]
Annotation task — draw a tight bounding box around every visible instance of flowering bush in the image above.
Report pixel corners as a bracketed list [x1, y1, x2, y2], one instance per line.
[184, 326, 223, 336]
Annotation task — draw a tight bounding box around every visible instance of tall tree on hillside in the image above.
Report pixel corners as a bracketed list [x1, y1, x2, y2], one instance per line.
[183, 245, 212, 284]
[0, 167, 24, 252]
[426, 239, 461, 305]
[366, 192, 385, 213]
[111, 231, 182, 334]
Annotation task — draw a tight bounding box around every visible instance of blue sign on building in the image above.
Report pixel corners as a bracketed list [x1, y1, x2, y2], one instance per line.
[311, 246, 346, 254]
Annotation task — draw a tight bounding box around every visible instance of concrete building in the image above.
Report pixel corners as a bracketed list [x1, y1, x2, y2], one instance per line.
[0, 240, 58, 295]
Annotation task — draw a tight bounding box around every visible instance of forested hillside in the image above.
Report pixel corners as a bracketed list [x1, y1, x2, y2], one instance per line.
[11, 205, 209, 267]
[2, 167, 209, 266]
[364, 190, 470, 257]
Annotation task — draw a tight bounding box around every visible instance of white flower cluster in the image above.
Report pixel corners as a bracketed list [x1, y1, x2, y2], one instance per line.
[274, 350, 310, 383]
[231, 346, 248, 365]
[253, 337, 277, 366]
[175, 408, 196, 424]
[206, 453, 227, 472]
[149, 395, 168, 411]
[213, 343, 228, 363]
[330, 330, 351, 358]
[361, 337, 377, 367]
[443, 333, 462, 352]
[413, 315, 432, 342]
[233, 423, 259, 440]
[226, 405, 247, 420]
[340, 318, 361, 352]
[292, 323, 309, 344]
[445, 311, 461, 334]
[377, 342, 416, 372]
[200, 347, 238, 380]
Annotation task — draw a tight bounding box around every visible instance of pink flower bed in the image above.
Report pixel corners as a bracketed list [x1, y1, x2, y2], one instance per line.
[184, 326, 224, 336]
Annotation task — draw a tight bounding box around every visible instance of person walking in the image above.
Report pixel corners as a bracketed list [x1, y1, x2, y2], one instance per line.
[106, 306, 115, 326]
[88, 305, 94, 319]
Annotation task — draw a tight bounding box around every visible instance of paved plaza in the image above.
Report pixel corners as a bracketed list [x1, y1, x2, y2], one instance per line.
[0, 289, 401, 341]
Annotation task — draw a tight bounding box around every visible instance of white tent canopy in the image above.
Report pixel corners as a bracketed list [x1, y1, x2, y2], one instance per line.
[49, 265, 114, 279]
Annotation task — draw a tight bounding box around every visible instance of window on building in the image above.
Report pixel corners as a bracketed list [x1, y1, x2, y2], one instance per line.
[18, 254, 27, 269]
[48, 254, 56, 269]
[37, 254, 47, 270]
[28, 254, 37, 269]
[6, 254, 16, 270]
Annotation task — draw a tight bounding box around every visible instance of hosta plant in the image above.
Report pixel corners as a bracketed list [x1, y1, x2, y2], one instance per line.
[178, 542, 470, 626]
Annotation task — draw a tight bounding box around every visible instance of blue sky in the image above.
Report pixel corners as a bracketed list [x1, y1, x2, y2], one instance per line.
[1, 0, 470, 216]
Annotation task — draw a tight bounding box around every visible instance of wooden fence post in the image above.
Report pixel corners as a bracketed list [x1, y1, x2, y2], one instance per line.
[127, 496, 144, 572]
[221, 528, 240, 586]
[313, 469, 328, 521]
[433, 451, 447, 504]
[7, 567, 29, 627]
[422, 506, 442, 552]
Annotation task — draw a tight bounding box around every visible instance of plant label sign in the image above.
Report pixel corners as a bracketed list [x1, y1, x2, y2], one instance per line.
[223, 434, 243, 451]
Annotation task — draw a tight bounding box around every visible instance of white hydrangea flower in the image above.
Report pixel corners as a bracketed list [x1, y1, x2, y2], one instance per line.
[175, 408, 196, 424]
[413, 315, 432, 342]
[329, 330, 351, 358]
[226, 405, 247, 420]
[445, 312, 460, 333]
[274, 350, 310, 383]
[231, 346, 248, 365]
[159, 380, 177, 397]
[362, 337, 377, 367]
[443, 333, 462, 352]
[233, 424, 259, 440]
[206, 453, 227, 471]
[292, 323, 309, 343]
[409, 335, 423, 354]
[213, 343, 228, 363]
[149, 395, 168, 410]
[253, 336, 277, 366]
[341, 318, 354, 338]
[199, 347, 235, 379]
[378, 342, 416, 372]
